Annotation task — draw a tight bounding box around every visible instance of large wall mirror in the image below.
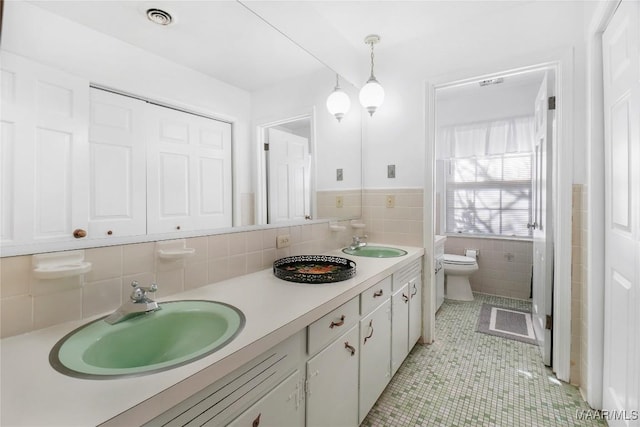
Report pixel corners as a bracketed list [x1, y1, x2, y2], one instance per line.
[0, 0, 362, 256]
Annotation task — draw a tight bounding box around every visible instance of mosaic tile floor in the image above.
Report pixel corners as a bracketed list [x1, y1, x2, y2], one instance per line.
[361, 293, 605, 427]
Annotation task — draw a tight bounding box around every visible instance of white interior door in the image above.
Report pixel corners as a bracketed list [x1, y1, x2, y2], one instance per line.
[267, 127, 311, 223]
[531, 72, 554, 366]
[146, 104, 232, 233]
[0, 51, 89, 246]
[88, 88, 146, 238]
[602, 1, 640, 423]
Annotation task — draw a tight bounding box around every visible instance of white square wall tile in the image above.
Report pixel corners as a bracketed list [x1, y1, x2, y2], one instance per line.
[185, 261, 208, 290]
[1, 295, 33, 338]
[155, 269, 184, 298]
[122, 242, 155, 276]
[83, 278, 122, 318]
[208, 234, 229, 259]
[0, 255, 31, 298]
[85, 246, 123, 282]
[33, 289, 82, 330]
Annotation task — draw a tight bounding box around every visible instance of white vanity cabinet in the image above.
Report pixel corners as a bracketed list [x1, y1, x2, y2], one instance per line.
[358, 299, 392, 423]
[227, 370, 304, 427]
[1, 52, 90, 248]
[408, 275, 422, 346]
[306, 323, 360, 427]
[391, 259, 423, 373]
[124, 256, 424, 427]
[391, 283, 410, 375]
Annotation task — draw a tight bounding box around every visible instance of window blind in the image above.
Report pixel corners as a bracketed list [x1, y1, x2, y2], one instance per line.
[445, 153, 532, 238]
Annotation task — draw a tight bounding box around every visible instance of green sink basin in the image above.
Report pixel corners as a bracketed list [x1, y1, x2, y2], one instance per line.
[50, 300, 244, 379]
[342, 245, 408, 258]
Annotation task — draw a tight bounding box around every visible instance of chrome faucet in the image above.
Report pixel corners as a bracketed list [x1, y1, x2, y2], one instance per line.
[104, 281, 161, 325]
[349, 235, 368, 250]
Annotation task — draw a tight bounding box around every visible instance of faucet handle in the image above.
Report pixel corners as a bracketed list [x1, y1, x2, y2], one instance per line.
[129, 281, 158, 303]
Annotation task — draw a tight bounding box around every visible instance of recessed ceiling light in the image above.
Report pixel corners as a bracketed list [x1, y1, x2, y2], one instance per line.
[146, 8, 173, 26]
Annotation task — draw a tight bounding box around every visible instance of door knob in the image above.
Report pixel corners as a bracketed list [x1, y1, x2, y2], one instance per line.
[73, 229, 87, 238]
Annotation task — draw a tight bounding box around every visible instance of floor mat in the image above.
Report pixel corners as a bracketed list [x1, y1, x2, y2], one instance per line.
[476, 303, 537, 345]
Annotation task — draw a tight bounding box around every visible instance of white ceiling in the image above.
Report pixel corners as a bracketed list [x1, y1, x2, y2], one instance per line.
[28, 0, 326, 92]
[27, 1, 581, 92]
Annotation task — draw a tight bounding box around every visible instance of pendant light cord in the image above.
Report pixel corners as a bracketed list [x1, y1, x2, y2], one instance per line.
[369, 42, 376, 80]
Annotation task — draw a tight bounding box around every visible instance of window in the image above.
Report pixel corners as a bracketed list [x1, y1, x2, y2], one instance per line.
[445, 153, 532, 238]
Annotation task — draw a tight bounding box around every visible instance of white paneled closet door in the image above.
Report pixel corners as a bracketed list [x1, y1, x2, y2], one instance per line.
[1, 52, 89, 247]
[88, 88, 146, 239]
[602, 1, 640, 424]
[146, 104, 232, 234]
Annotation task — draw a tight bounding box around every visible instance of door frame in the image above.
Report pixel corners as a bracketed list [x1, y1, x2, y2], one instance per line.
[583, 0, 621, 410]
[422, 48, 574, 382]
[255, 110, 317, 225]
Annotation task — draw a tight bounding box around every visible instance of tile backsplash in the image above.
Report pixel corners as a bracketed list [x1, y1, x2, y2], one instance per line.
[0, 221, 353, 338]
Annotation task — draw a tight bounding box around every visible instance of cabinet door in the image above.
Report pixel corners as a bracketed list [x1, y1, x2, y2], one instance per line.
[391, 283, 409, 375]
[409, 276, 422, 346]
[359, 299, 391, 423]
[226, 370, 304, 427]
[88, 88, 146, 239]
[1, 52, 89, 247]
[306, 324, 359, 427]
[146, 103, 232, 234]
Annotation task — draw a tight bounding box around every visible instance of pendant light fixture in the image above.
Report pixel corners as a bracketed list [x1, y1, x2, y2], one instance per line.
[359, 34, 384, 116]
[326, 74, 351, 122]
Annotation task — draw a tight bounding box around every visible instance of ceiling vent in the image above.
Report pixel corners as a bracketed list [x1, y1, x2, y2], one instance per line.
[478, 77, 504, 87]
[146, 8, 173, 26]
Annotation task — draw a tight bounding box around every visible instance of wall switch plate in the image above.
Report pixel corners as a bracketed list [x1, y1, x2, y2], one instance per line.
[386, 195, 395, 208]
[276, 234, 291, 248]
[336, 196, 344, 208]
[336, 168, 343, 181]
[387, 164, 396, 178]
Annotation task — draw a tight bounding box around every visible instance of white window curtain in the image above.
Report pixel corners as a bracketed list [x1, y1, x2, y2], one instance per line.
[438, 116, 535, 159]
[439, 116, 535, 238]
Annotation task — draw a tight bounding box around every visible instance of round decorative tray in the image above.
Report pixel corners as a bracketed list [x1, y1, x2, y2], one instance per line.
[273, 255, 357, 284]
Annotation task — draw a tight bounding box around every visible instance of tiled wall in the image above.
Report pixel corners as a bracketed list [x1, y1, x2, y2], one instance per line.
[444, 236, 533, 300]
[0, 221, 353, 338]
[571, 184, 588, 387]
[316, 190, 362, 220]
[361, 189, 424, 247]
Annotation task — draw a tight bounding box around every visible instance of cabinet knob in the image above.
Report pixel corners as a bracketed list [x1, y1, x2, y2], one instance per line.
[176, 225, 181, 230]
[107, 230, 113, 236]
[73, 229, 87, 239]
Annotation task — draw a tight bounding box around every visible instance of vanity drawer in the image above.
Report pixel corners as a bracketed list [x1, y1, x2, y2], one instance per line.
[307, 297, 359, 356]
[360, 276, 392, 316]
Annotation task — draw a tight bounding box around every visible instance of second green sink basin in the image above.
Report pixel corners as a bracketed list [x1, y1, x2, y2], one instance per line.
[342, 245, 408, 258]
[50, 300, 244, 379]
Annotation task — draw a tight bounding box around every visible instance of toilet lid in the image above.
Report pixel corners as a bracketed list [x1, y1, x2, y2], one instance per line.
[443, 254, 476, 265]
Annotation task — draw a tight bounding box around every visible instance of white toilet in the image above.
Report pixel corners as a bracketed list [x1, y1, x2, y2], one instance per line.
[443, 254, 478, 301]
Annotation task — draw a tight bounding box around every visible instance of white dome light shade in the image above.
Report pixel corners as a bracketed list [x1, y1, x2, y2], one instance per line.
[359, 77, 385, 116]
[326, 87, 351, 122]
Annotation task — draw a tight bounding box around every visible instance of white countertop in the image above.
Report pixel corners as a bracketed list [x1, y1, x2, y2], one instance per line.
[0, 245, 423, 427]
